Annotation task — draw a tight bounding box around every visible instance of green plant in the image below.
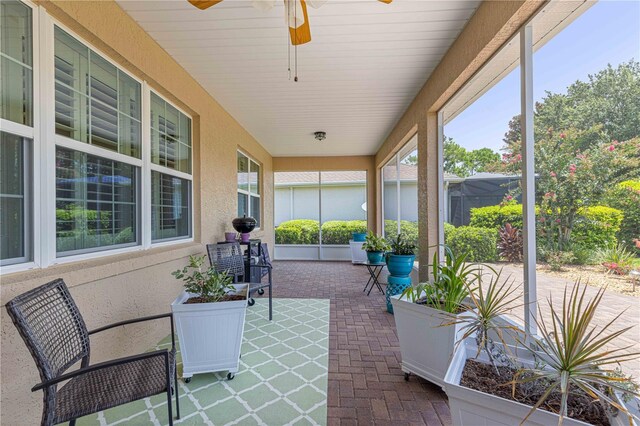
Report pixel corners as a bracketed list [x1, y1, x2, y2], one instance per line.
[543, 250, 575, 271]
[498, 223, 523, 262]
[605, 180, 640, 253]
[446, 226, 498, 262]
[172, 255, 235, 302]
[470, 204, 527, 230]
[513, 283, 640, 425]
[402, 245, 478, 314]
[274, 219, 320, 244]
[595, 243, 636, 275]
[321, 220, 368, 245]
[453, 269, 523, 369]
[361, 231, 390, 252]
[384, 220, 419, 252]
[387, 233, 416, 255]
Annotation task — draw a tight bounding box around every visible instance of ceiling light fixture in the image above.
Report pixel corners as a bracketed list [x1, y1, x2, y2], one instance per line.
[314, 131, 326, 141]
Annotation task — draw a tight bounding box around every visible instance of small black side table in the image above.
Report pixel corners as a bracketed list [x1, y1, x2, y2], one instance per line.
[363, 261, 386, 295]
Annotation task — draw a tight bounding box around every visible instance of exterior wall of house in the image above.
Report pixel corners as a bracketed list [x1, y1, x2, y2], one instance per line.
[273, 156, 377, 231]
[373, 0, 544, 279]
[0, 1, 274, 423]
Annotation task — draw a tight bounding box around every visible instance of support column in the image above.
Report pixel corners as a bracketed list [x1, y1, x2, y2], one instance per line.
[417, 114, 440, 281]
[520, 25, 537, 335]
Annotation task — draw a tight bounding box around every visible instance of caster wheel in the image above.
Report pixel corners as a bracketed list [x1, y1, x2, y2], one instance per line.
[227, 372, 235, 380]
[404, 372, 410, 381]
[248, 298, 255, 306]
[184, 377, 192, 384]
[257, 288, 265, 295]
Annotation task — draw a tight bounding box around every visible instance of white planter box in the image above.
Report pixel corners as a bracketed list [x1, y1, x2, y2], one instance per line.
[391, 294, 467, 389]
[349, 240, 367, 264]
[171, 284, 248, 379]
[444, 339, 638, 426]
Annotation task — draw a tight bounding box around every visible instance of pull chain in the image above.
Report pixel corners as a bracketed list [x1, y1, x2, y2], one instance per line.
[294, 0, 298, 82]
[287, 0, 291, 80]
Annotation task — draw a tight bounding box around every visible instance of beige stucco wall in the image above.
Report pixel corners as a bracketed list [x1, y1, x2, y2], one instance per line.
[373, 1, 544, 279]
[1, 1, 274, 424]
[273, 156, 377, 231]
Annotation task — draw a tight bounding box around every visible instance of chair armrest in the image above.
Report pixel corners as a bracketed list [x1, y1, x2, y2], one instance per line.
[88, 312, 172, 335]
[31, 349, 170, 392]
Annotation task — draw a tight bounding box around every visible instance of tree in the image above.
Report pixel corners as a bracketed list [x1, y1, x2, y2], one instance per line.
[443, 137, 500, 177]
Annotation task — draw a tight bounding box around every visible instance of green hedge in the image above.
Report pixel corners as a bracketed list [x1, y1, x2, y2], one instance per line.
[445, 226, 498, 262]
[469, 203, 622, 249]
[321, 220, 367, 245]
[275, 219, 320, 244]
[605, 180, 640, 251]
[384, 220, 418, 249]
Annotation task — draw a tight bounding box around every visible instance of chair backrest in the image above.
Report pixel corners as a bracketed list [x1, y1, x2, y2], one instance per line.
[260, 243, 271, 266]
[206, 243, 245, 282]
[5, 279, 90, 382]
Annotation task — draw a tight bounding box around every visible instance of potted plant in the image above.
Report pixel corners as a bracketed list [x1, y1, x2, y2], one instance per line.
[386, 233, 417, 277]
[361, 231, 390, 263]
[445, 281, 640, 426]
[170, 255, 248, 382]
[390, 246, 483, 386]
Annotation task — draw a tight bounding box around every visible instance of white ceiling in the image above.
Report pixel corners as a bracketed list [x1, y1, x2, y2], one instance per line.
[118, 0, 482, 156]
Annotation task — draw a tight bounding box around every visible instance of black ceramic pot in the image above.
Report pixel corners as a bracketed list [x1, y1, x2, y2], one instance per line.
[232, 215, 257, 234]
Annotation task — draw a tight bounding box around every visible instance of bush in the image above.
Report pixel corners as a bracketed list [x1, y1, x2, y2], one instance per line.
[469, 204, 527, 230]
[470, 203, 622, 251]
[385, 220, 419, 252]
[445, 226, 497, 262]
[275, 219, 319, 244]
[444, 222, 455, 240]
[572, 206, 623, 249]
[321, 220, 367, 245]
[605, 180, 640, 252]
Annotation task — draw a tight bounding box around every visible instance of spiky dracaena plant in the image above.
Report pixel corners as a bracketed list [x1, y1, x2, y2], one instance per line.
[498, 223, 523, 262]
[513, 282, 640, 426]
[450, 269, 524, 371]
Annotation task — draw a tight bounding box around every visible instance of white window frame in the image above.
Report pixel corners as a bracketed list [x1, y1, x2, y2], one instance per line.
[0, 0, 39, 274]
[146, 87, 194, 246]
[237, 149, 261, 229]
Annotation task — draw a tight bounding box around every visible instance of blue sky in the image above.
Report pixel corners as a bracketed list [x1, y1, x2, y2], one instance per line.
[445, 0, 640, 152]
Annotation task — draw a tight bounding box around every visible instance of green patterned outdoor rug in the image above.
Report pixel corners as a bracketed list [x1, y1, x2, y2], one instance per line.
[73, 298, 329, 426]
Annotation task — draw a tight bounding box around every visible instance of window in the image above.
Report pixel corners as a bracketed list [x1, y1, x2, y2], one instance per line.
[151, 171, 191, 242]
[1, 0, 33, 126]
[0, 131, 31, 265]
[237, 151, 261, 227]
[150, 91, 192, 243]
[55, 147, 137, 255]
[150, 92, 191, 173]
[54, 26, 141, 158]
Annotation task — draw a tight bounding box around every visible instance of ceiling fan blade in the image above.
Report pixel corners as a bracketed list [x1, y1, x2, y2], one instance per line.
[378, 0, 392, 3]
[188, 0, 224, 10]
[288, 0, 311, 45]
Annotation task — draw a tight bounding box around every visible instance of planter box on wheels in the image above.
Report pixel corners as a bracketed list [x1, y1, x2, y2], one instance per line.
[391, 294, 466, 389]
[444, 339, 638, 426]
[171, 284, 248, 381]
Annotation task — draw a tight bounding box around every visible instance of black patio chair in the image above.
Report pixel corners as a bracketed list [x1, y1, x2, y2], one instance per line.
[5, 279, 179, 426]
[207, 242, 273, 320]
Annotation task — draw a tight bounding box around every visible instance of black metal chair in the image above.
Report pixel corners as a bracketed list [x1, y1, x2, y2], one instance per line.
[207, 242, 273, 320]
[5, 279, 179, 426]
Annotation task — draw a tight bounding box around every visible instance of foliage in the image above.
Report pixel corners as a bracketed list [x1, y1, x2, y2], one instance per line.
[402, 245, 478, 314]
[504, 61, 640, 148]
[445, 226, 497, 262]
[596, 243, 636, 275]
[571, 205, 623, 250]
[387, 233, 416, 255]
[443, 137, 500, 178]
[361, 231, 390, 252]
[384, 220, 418, 249]
[172, 255, 235, 303]
[453, 269, 523, 369]
[275, 219, 320, 244]
[605, 180, 640, 253]
[444, 222, 455, 239]
[541, 250, 575, 272]
[497, 223, 523, 262]
[321, 220, 367, 245]
[470, 204, 527, 230]
[513, 283, 640, 425]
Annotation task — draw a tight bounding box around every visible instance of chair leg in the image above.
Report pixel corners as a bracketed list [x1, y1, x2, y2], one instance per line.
[174, 364, 181, 419]
[167, 385, 174, 426]
[268, 271, 273, 321]
[69, 420, 76, 426]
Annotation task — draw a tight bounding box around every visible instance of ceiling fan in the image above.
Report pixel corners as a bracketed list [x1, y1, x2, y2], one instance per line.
[188, 0, 392, 45]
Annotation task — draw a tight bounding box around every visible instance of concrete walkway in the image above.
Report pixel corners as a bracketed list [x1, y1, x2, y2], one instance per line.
[484, 263, 640, 379]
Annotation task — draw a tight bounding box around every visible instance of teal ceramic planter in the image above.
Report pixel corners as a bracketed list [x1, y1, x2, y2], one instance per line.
[386, 275, 411, 313]
[386, 254, 415, 277]
[366, 251, 385, 264]
[352, 232, 367, 242]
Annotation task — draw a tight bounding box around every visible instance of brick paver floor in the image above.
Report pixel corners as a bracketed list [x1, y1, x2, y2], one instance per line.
[269, 261, 451, 426]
